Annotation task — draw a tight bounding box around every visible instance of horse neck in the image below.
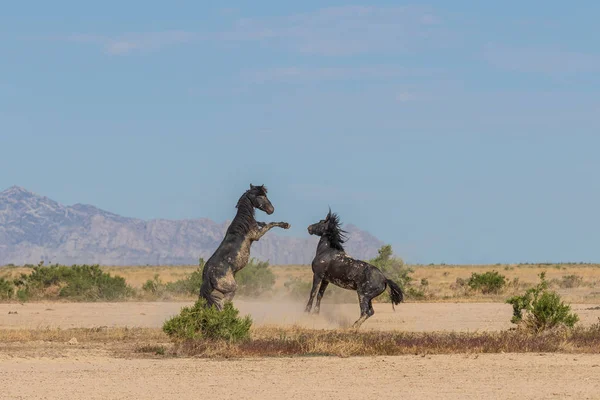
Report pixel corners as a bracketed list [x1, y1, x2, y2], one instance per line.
[227, 194, 256, 236]
[316, 235, 341, 257]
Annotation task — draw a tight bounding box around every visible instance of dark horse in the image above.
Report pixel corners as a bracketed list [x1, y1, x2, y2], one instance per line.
[199, 184, 290, 310]
[305, 210, 404, 328]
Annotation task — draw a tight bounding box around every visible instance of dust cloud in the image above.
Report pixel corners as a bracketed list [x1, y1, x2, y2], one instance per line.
[234, 298, 359, 329]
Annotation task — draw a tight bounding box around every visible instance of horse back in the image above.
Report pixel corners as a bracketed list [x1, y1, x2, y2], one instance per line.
[313, 251, 370, 290]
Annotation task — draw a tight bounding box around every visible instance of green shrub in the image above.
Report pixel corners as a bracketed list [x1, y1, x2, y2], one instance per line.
[141, 259, 205, 298]
[58, 265, 133, 300]
[506, 272, 579, 332]
[163, 298, 252, 342]
[369, 245, 413, 288]
[16, 289, 29, 302]
[164, 259, 205, 296]
[369, 244, 420, 301]
[235, 258, 275, 297]
[142, 274, 166, 296]
[13, 264, 133, 301]
[467, 271, 506, 294]
[0, 277, 14, 300]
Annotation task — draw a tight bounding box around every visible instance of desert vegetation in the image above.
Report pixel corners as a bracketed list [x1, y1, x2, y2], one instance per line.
[163, 298, 252, 342]
[156, 266, 586, 357]
[507, 272, 579, 332]
[6, 262, 134, 302]
[3, 319, 600, 359]
[0, 277, 14, 300]
[1, 250, 600, 304]
[169, 322, 600, 358]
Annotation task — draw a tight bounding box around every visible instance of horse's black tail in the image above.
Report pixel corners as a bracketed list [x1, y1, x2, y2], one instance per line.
[387, 279, 404, 311]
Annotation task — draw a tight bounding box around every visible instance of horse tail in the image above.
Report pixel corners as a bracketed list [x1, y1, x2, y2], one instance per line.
[386, 279, 404, 311]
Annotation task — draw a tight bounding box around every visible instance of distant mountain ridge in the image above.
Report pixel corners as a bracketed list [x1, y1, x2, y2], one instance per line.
[0, 186, 385, 266]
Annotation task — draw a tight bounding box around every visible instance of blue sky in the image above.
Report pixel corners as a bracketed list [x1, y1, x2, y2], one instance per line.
[1, 1, 599, 263]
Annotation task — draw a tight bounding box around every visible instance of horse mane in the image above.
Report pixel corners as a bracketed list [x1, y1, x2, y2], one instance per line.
[228, 187, 265, 236]
[254, 185, 268, 195]
[324, 210, 348, 251]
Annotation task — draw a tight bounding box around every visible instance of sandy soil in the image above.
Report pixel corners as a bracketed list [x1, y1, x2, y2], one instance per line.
[2, 300, 599, 331]
[0, 352, 599, 400]
[2, 301, 600, 399]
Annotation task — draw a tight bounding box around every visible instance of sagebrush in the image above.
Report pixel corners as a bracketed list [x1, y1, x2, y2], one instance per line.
[507, 272, 579, 332]
[163, 298, 252, 342]
[12, 264, 133, 301]
[468, 270, 506, 294]
[0, 277, 14, 300]
[369, 245, 421, 300]
[235, 258, 275, 297]
[142, 260, 204, 298]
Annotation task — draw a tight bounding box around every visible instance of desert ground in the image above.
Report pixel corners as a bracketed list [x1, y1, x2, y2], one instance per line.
[2, 300, 600, 399]
[2, 353, 600, 400]
[1, 300, 600, 331]
[2, 263, 600, 399]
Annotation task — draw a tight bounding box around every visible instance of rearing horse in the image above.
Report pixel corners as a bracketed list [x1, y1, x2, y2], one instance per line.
[200, 184, 290, 310]
[305, 210, 404, 328]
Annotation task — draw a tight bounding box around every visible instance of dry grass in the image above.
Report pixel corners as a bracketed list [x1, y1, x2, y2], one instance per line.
[102, 265, 200, 288]
[3, 321, 600, 359]
[3, 263, 600, 303]
[174, 324, 600, 358]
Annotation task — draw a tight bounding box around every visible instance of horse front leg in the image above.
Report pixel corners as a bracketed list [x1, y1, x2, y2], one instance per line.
[305, 274, 322, 313]
[254, 221, 291, 240]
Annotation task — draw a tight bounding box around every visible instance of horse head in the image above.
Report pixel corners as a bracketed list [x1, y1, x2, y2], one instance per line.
[247, 184, 274, 215]
[307, 210, 331, 236]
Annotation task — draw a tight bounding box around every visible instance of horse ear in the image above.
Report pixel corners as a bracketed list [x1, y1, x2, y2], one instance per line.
[250, 184, 255, 189]
[326, 207, 332, 220]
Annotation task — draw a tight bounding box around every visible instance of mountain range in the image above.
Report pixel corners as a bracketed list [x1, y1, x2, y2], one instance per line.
[0, 186, 384, 266]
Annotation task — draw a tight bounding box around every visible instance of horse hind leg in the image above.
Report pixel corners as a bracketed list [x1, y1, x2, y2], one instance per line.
[211, 271, 238, 310]
[200, 280, 222, 310]
[352, 294, 375, 329]
[201, 284, 225, 311]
